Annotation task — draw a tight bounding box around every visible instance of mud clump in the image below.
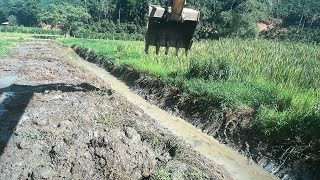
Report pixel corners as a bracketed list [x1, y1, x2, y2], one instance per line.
[88, 127, 156, 179]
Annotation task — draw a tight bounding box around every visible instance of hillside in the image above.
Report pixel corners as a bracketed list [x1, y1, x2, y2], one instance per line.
[0, 0, 319, 41]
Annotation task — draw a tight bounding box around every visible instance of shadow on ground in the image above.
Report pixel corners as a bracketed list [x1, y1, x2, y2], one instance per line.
[0, 83, 100, 156]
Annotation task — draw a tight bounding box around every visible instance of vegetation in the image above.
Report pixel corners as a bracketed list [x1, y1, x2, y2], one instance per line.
[59, 38, 320, 163]
[0, 26, 61, 35]
[0, 39, 20, 57]
[0, 0, 41, 26]
[152, 168, 205, 180]
[152, 169, 171, 180]
[0, 0, 319, 41]
[39, 3, 90, 36]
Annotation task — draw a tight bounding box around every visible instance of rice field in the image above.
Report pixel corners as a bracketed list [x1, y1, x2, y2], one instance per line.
[59, 38, 320, 143]
[0, 38, 20, 57]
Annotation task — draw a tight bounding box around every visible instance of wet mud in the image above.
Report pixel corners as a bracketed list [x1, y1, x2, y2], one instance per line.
[72, 45, 320, 180]
[0, 40, 228, 179]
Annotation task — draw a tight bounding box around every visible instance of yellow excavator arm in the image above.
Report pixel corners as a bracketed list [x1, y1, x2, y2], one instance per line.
[145, 0, 200, 56]
[168, 0, 186, 22]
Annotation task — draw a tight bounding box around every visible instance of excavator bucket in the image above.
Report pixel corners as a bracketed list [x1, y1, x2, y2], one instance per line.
[145, 4, 200, 56]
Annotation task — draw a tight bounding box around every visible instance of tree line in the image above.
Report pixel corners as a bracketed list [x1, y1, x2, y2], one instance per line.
[0, 0, 319, 41]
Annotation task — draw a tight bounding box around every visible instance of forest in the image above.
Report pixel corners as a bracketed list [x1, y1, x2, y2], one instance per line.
[0, 0, 319, 41]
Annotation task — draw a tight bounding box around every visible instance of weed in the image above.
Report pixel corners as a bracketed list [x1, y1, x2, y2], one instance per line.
[186, 169, 205, 180]
[96, 112, 117, 127]
[141, 131, 164, 149]
[152, 168, 206, 180]
[90, 90, 111, 97]
[151, 169, 171, 180]
[0, 39, 20, 57]
[26, 130, 39, 140]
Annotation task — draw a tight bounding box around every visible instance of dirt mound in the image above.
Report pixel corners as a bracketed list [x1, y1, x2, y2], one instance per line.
[88, 127, 156, 179]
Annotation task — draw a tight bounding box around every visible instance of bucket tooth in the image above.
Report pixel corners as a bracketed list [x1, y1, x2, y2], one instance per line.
[175, 47, 179, 57]
[155, 39, 160, 55]
[145, 43, 149, 54]
[165, 47, 169, 55]
[165, 37, 170, 55]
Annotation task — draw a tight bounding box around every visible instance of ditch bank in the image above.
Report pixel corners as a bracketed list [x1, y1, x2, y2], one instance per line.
[71, 45, 319, 180]
[0, 40, 231, 179]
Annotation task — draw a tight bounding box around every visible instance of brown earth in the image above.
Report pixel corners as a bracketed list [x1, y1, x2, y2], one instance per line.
[0, 40, 229, 179]
[69, 44, 277, 180]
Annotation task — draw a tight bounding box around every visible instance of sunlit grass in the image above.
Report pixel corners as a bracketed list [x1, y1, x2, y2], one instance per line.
[0, 32, 35, 38]
[0, 38, 21, 57]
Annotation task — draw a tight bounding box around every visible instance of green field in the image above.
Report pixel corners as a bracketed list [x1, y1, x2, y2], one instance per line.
[0, 38, 21, 57]
[59, 38, 320, 149]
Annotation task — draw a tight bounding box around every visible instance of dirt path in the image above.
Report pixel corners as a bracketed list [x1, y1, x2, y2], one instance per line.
[0, 40, 274, 179]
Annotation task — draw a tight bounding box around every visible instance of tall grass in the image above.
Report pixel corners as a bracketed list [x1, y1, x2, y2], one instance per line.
[59, 38, 320, 142]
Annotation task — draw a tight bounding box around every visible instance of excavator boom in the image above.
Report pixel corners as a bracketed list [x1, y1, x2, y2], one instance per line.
[145, 0, 200, 56]
[169, 0, 185, 22]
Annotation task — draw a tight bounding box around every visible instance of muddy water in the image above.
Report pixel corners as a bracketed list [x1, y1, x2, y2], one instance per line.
[66, 48, 278, 180]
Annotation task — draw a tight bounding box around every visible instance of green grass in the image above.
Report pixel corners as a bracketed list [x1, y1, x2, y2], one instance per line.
[58, 38, 320, 146]
[151, 168, 205, 180]
[0, 38, 21, 57]
[0, 32, 35, 38]
[0, 32, 62, 57]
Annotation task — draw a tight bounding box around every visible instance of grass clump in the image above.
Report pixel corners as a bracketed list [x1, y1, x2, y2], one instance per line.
[151, 168, 206, 180]
[0, 38, 21, 57]
[152, 169, 171, 180]
[187, 56, 231, 81]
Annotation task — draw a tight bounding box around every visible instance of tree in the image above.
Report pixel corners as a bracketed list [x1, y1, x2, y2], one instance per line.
[0, 11, 6, 23]
[273, 0, 320, 28]
[0, 0, 319, 39]
[7, 15, 18, 25]
[221, 0, 269, 38]
[8, 0, 42, 26]
[115, 0, 148, 25]
[40, 3, 91, 36]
